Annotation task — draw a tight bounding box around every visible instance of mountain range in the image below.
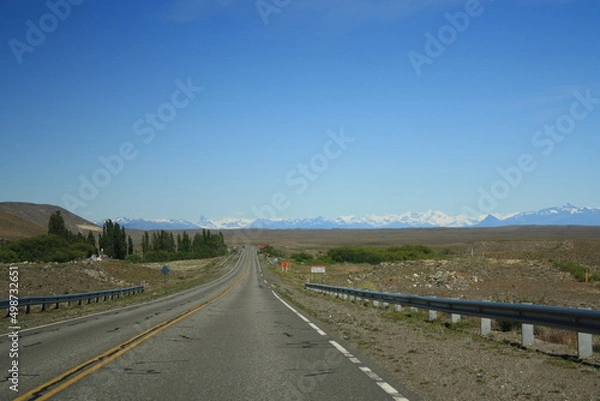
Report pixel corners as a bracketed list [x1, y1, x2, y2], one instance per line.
[100, 204, 600, 230]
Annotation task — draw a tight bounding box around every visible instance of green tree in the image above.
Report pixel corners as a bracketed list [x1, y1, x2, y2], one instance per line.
[99, 220, 128, 259]
[142, 231, 150, 254]
[180, 231, 192, 253]
[48, 211, 68, 239]
[86, 231, 96, 248]
[168, 232, 176, 253]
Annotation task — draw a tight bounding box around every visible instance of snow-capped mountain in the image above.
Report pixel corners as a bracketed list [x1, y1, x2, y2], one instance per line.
[198, 216, 253, 229]
[101, 204, 600, 230]
[477, 204, 600, 227]
[95, 217, 202, 231]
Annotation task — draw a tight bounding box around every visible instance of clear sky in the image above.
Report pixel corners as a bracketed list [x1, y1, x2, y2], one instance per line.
[1, 0, 599, 223]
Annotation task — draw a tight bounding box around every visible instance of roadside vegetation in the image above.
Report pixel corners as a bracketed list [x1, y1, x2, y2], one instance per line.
[0, 211, 97, 263]
[285, 245, 436, 266]
[550, 259, 600, 282]
[130, 229, 228, 263]
[326, 245, 434, 264]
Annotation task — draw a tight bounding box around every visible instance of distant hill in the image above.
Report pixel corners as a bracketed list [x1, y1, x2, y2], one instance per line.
[0, 211, 46, 241]
[0, 202, 101, 240]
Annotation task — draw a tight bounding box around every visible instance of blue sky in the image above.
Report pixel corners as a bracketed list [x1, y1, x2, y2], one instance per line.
[1, 0, 599, 223]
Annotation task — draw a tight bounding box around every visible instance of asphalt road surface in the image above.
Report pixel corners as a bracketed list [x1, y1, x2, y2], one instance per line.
[1, 248, 416, 400]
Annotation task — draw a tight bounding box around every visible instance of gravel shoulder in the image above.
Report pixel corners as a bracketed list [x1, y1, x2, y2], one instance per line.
[262, 257, 600, 401]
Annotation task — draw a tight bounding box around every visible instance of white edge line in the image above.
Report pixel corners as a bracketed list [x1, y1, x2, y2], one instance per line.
[308, 322, 327, 336]
[271, 289, 411, 401]
[271, 291, 310, 323]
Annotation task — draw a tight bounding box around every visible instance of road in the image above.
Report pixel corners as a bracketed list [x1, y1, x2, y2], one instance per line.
[1, 248, 415, 400]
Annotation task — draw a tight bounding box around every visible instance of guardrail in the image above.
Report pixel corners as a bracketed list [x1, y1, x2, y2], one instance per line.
[1, 286, 144, 314]
[305, 283, 600, 359]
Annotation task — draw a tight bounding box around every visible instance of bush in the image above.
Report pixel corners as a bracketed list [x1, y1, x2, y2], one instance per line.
[496, 319, 519, 332]
[260, 245, 284, 258]
[0, 234, 95, 263]
[550, 259, 600, 282]
[326, 245, 434, 265]
[291, 252, 314, 263]
[0, 247, 18, 263]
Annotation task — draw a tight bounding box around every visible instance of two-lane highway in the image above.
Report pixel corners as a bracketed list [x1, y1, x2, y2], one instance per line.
[2, 248, 415, 400]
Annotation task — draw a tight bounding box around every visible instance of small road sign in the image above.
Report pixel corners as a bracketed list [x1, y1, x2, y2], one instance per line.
[161, 265, 170, 286]
[311, 266, 326, 274]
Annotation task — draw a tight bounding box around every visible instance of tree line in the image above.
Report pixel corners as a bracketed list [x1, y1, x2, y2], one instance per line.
[132, 229, 228, 262]
[0, 211, 227, 263]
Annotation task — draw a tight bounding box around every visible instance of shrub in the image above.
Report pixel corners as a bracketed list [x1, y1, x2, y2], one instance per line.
[550, 259, 600, 282]
[327, 245, 434, 265]
[291, 252, 313, 263]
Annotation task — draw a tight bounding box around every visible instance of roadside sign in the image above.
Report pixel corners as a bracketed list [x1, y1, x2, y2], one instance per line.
[311, 266, 326, 283]
[281, 261, 290, 272]
[161, 265, 170, 286]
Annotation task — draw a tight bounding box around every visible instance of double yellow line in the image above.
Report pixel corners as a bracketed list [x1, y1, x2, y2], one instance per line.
[15, 267, 247, 401]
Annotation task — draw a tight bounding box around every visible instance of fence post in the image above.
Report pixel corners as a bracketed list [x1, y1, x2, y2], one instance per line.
[521, 303, 534, 346]
[578, 307, 593, 359]
[481, 318, 491, 335]
[451, 313, 461, 323]
[450, 299, 461, 323]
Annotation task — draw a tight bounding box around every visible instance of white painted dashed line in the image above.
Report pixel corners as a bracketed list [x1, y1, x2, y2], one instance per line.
[271, 291, 310, 323]
[360, 366, 381, 381]
[271, 290, 411, 401]
[308, 322, 327, 336]
[359, 367, 410, 401]
[329, 340, 361, 364]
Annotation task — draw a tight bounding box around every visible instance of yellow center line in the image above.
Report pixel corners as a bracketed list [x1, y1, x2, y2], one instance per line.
[14, 266, 247, 401]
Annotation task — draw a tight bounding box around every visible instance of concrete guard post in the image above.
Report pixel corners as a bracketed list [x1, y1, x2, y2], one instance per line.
[521, 303, 534, 346]
[578, 307, 593, 359]
[481, 318, 491, 335]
